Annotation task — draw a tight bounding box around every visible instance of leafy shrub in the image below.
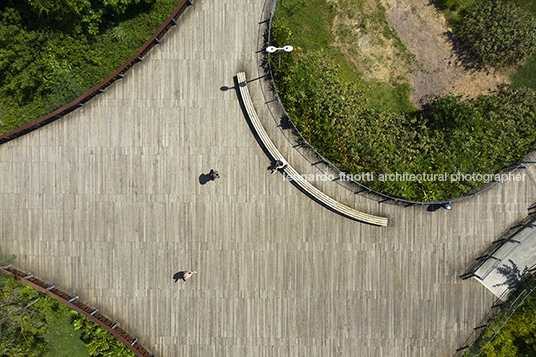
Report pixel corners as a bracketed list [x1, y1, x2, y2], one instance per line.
[271, 22, 536, 201]
[467, 274, 536, 357]
[458, 1, 536, 67]
[73, 313, 135, 357]
[0, 0, 181, 135]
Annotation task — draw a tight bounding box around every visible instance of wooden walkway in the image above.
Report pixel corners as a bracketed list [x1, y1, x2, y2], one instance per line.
[235, 71, 388, 226]
[1, 1, 536, 356]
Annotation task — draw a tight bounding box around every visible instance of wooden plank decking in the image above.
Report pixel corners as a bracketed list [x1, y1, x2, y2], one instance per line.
[235, 71, 388, 226]
[1, 1, 536, 356]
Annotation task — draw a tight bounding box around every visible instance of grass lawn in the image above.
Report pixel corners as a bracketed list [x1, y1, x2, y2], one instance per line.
[368, 81, 415, 113]
[44, 314, 90, 357]
[274, 0, 355, 77]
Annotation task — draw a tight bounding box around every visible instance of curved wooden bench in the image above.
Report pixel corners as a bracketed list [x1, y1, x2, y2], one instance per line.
[236, 72, 388, 227]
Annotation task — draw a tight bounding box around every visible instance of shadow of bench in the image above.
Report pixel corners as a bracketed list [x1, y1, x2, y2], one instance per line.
[236, 72, 388, 227]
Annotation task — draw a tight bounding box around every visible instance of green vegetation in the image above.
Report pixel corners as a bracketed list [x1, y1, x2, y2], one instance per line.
[367, 81, 415, 114]
[464, 275, 536, 357]
[271, 2, 536, 201]
[44, 312, 90, 357]
[457, 1, 536, 67]
[512, 57, 536, 88]
[73, 314, 135, 357]
[272, 43, 536, 200]
[512, 0, 536, 88]
[0, 273, 134, 356]
[0, 274, 48, 356]
[273, 0, 417, 113]
[439, 0, 536, 88]
[272, 1, 356, 80]
[0, 0, 182, 135]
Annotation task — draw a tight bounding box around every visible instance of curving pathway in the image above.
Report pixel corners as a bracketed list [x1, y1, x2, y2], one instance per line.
[1, 1, 536, 356]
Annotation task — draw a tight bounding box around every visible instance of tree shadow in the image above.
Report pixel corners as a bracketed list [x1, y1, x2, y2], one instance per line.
[492, 259, 532, 290]
[443, 30, 485, 72]
[173, 271, 186, 283]
[426, 0, 485, 71]
[261, 28, 271, 74]
[279, 114, 294, 130]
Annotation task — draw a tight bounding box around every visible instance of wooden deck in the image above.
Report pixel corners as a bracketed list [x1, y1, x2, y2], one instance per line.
[1, 0, 536, 356]
[235, 71, 388, 226]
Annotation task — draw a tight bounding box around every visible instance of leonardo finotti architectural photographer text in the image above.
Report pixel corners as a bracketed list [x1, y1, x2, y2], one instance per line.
[282, 171, 526, 183]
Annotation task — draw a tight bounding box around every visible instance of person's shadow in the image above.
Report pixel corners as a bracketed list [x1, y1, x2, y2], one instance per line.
[267, 162, 277, 174]
[173, 271, 186, 283]
[199, 173, 212, 185]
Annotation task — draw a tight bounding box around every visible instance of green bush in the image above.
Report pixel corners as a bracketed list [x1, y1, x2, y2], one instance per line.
[467, 275, 536, 357]
[271, 23, 536, 201]
[72, 313, 135, 357]
[458, 1, 536, 67]
[0, 0, 180, 135]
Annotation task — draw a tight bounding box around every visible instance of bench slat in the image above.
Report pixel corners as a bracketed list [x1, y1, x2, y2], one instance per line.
[236, 72, 388, 227]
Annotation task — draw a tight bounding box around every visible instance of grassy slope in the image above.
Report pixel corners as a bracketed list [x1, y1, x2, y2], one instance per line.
[273, 0, 416, 113]
[275, 0, 356, 78]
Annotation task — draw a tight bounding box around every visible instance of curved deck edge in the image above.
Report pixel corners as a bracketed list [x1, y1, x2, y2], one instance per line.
[0, 265, 155, 357]
[236, 72, 388, 227]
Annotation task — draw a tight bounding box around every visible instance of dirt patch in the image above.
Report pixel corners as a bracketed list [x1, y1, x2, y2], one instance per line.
[328, 0, 510, 108]
[381, 0, 510, 106]
[329, 0, 417, 86]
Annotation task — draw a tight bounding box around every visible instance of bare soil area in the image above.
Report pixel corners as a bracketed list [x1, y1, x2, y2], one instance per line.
[381, 0, 510, 106]
[330, 0, 416, 87]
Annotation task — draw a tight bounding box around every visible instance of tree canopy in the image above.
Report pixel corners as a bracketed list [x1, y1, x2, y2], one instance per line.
[0, 0, 179, 135]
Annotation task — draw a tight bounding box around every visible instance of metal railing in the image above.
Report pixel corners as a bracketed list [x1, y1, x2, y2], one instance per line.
[0, 0, 194, 146]
[461, 216, 536, 281]
[265, 0, 532, 206]
[0, 265, 156, 357]
[453, 272, 536, 357]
